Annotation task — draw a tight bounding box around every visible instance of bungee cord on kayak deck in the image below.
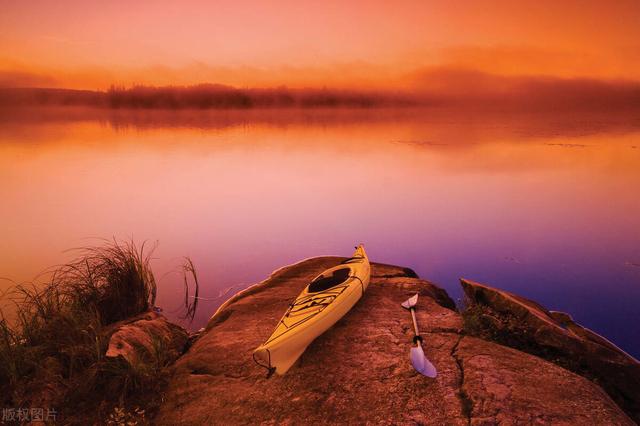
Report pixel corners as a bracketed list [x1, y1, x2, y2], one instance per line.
[265, 285, 350, 344]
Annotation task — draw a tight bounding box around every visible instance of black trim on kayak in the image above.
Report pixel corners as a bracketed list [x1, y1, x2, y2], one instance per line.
[351, 275, 365, 295]
[308, 267, 351, 293]
[340, 256, 365, 265]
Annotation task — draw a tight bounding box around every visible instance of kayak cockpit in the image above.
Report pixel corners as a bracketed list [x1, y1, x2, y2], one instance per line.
[308, 267, 351, 293]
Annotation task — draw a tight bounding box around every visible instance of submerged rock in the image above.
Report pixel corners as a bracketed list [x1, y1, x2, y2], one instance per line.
[154, 257, 633, 425]
[461, 278, 640, 423]
[106, 311, 188, 365]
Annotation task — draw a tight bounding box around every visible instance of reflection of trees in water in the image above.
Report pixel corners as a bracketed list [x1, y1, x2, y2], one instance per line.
[2, 104, 640, 144]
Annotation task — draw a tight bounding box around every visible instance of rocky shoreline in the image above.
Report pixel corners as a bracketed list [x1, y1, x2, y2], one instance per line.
[109, 257, 639, 424]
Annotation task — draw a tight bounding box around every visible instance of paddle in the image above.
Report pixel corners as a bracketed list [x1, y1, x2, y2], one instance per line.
[401, 293, 437, 378]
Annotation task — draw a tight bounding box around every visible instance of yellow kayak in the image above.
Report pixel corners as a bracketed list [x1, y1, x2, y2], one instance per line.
[253, 245, 371, 375]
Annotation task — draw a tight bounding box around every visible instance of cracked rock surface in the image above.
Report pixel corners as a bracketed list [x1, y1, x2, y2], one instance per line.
[461, 278, 640, 422]
[155, 257, 633, 425]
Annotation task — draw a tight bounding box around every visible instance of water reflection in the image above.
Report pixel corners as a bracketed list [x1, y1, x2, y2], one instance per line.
[0, 107, 639, 356]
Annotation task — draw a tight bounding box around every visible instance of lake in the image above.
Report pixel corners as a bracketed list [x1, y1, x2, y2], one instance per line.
[1, 107, 639, 357]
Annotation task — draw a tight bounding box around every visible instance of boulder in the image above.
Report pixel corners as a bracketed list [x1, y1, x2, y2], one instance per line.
[153, 257, 632, 425]
[461, 278, 640, 422]
[106, 311, 188, 365]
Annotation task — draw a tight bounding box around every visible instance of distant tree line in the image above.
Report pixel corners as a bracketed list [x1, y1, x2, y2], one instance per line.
[1, 78, 639, 111]
[0, 85, 418, 109]
[107, 84, 420, 108]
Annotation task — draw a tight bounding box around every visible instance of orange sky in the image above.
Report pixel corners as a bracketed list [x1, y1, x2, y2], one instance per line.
[1, 0, 639, 89]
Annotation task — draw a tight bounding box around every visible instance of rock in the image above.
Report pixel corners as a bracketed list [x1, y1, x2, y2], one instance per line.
[461, 278, 640, 423]
[106, 311, 188, 365]
[549, 310, 633, 354]
[153, 257, 633, 425]
[457, 336, 631, 425]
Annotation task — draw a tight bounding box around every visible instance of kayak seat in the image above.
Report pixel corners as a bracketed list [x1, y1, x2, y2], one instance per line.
[308, 267, 351, 293]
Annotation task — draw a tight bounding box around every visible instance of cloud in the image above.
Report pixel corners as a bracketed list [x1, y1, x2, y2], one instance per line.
[406, 66, 640, 109]
[430, 44, 640, 80]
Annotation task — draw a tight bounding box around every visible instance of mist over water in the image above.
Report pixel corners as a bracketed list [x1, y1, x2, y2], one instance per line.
[1, 107, 639, 357]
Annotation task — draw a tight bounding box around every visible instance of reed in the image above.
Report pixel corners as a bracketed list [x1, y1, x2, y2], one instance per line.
[0, 239, 199, 419]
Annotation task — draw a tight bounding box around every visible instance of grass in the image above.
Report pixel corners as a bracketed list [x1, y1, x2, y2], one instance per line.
[0, 239, 199, 424]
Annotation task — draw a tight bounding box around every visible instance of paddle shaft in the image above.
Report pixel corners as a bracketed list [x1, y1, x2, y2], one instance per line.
[409, 307, 420, 340]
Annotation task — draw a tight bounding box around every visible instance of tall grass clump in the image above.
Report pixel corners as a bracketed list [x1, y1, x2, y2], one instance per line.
[0, 239, 199, 421]
[54, 240, 157, 324]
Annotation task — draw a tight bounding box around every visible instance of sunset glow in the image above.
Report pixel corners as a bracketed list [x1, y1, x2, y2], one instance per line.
[1, 0, 640, 89]
[2, 2, 640, 423]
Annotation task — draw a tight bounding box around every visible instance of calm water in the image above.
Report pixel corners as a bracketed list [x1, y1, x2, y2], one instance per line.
[1, 107, 639, 357]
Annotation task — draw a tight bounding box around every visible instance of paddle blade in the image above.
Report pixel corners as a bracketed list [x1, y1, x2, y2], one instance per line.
[410, 345, 437, 378]
[401, 293, 419, 310]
